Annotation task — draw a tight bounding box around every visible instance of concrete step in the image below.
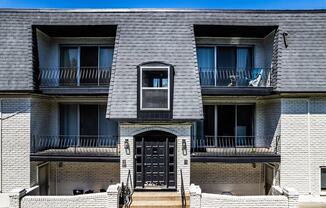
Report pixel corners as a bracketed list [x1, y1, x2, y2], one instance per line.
[130, 200, 184, 208]
[130, 192, 190, 208]
[132, 192, 190, 201]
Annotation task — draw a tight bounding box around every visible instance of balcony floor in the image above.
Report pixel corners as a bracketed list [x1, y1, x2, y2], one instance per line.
[191, 147, 280, 163]
[30, 147, 120, 162]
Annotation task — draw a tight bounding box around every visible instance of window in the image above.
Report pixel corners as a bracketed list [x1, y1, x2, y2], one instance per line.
[321, 168, 326, 191]
[140, 66, 170, 110]
[60, 46, 113, 86]
[202, 104, 254, 146]
[197, 46, 253, 86]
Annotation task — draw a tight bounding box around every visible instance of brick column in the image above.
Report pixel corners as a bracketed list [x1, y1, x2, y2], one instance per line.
[283, 187, 299, 208]
[190, 184, 201, 208]
[119, 136, 134, 186]
[107, 183, 120, 208]
[9, 188, 26, 208]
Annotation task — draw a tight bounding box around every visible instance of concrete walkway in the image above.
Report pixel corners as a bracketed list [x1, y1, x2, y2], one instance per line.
[299, 196, 326, 208]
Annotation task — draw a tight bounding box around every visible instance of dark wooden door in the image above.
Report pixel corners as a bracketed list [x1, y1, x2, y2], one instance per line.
[135, 136, 176, 190]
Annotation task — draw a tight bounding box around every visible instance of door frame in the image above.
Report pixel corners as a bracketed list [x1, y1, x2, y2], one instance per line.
[133, 132, 177, 191]
[264, 163, 275, 195]
[37, 162, 50, 195]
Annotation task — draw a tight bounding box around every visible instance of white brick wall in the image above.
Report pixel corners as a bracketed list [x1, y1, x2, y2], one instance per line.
[1, 98, 31, 192]
[200, 193, 288, 208]
[47, 162, 120, 195]
[189, 185, 298, 208]
[119, 123, 192, 191]
[280, 99, 310, 195]
[20, 193, 110, 208]
[280, 98, 326, 196]
[191, 163, 264, 195]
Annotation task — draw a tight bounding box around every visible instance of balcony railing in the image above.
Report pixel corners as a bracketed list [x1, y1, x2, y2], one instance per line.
[38, 67, 111, 88]
[31, 135, 120, 157]
[199, 67, 271, 87]
[191, 135, 280, 157]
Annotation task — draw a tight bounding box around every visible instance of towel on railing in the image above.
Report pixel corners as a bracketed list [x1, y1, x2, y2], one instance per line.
[249, 68, 263, 87]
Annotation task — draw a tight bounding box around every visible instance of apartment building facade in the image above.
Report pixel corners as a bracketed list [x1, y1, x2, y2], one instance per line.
[0, 8, 326, 207]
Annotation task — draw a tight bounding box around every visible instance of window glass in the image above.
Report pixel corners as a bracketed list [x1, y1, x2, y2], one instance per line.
[321, 168, 326, 190]
[203, 105, 215, 136]
[197, 47, 215, 72]
[142, 70, 168, 88]
[60, 47, 78, 68]
[217, 47, 236, 70]
[59, 104, 78, 136]
[99, 47, 114, 70]
[141, 67, 170, 110]
[142, 89, 168, 109]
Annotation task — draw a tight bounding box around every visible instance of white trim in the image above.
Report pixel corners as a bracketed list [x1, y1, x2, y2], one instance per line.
[140, 66, 170, 111]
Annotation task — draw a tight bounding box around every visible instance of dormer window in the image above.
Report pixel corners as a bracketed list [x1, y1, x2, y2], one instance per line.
[137, 62, 174, 120]
[140, 66, 170, 110]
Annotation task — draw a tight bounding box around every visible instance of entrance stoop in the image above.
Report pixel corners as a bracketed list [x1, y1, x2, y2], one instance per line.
[130, 192, 190, 208]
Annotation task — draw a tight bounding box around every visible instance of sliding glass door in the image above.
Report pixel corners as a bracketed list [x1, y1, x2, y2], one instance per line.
[203, 105, 254, 147]
[60, 47, 78, 86]
[59, 46, 113, 86]
[59, 104, 118, 147]
[197, 47, 215, 86]
[197, 46, 253, 86]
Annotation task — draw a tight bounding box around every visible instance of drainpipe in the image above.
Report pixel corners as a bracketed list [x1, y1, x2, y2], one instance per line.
[307, 98, 311, 194]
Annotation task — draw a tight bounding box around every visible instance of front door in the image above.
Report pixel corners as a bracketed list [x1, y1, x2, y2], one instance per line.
[135, 132, 176, 190]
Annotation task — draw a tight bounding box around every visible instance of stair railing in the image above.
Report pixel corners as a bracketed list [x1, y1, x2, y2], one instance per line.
[120, 169, 134, 208]
[180, 169, 186, 208]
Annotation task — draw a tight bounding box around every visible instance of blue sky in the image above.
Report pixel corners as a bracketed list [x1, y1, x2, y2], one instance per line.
[0, 0, 325, 9]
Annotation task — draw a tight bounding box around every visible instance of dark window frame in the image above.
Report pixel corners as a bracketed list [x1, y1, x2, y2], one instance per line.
[137, 62, 174, 120]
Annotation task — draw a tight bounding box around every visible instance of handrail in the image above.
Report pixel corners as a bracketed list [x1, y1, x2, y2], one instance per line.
[39, 66, 111, 87]
[180, 169, 186, 208]
[120, 169, 134, 208]
[199, 67, 271, 87]
[31, 135, 120, 156]
[191, 135, 280, 156]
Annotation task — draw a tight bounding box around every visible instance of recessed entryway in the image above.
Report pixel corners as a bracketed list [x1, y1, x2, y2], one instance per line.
[134, 130, 177, 190]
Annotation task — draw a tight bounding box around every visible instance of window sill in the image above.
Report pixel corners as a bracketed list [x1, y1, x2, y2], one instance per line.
[320, 191, 326, 196]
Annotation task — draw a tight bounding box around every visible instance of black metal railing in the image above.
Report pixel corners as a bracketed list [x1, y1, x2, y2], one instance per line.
[191, 135, 280, 156]
[119, 169, 134, 208]
[31, 135, 119, 156]
[199, 67, 271, 87]
[180, 169, 186, 208]
[39, 66, 111, 88]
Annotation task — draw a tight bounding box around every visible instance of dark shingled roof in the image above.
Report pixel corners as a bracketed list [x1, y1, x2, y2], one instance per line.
[0, 9, 326, 119]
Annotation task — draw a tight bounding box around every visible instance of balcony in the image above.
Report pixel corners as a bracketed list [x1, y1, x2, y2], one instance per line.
[199, 67, 273, 95]
[39, 67, 111, 87]
[35, 25, 116, 95]
[30, 135, 120, 162]
[199, 67, 271, 87]
[191, 135, 280, 162]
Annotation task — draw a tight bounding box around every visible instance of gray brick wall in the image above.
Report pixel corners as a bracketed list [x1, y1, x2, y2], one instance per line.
[256, 99, 281, 147]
